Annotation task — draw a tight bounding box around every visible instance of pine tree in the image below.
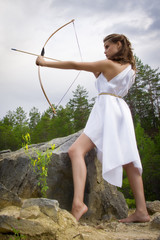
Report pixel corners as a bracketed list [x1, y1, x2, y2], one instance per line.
[67, 85, 93, 132]
[29, 107, 41, 130]
[125, 56, 160, 134]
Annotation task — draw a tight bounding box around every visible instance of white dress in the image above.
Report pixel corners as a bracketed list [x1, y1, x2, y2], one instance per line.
[84, 65, 142, 187]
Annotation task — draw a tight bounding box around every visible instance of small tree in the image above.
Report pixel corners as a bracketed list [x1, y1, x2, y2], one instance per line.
[67, 85, 93, 132]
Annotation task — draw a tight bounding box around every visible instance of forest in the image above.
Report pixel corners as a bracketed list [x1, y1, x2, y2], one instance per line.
[0, 56, 160, 202]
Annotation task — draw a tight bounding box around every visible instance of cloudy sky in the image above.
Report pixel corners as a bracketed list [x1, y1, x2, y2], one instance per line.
[0, 0, 160, 119]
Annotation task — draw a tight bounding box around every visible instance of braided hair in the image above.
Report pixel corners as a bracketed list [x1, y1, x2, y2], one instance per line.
[103, 34, 136, 70]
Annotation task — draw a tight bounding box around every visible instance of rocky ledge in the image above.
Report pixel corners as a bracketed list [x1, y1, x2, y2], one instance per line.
[0, 198, 160, 240]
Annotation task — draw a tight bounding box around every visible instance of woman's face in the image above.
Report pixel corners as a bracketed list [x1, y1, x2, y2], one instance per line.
[104, 40, 121, 59]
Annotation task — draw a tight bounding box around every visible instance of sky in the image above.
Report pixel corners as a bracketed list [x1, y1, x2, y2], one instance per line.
[0, 0, 160, 119]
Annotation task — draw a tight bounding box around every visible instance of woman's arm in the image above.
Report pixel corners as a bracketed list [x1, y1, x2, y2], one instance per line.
[36, 56, 112, 75]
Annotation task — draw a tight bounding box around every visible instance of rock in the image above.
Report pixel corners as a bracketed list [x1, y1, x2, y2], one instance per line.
[0, 130, 128, 221]
[84, 158, 128, 221]
[21, 198, 59, 221]
[0, 183, 22, 209]
[0, 215, 50, 235]
[0, 198, 160, 240]
[0, 154, 40, 198]
[0, 198, 79, 239]
[0, 206, 21, 219]
[20, 205, 42, 219]
[146, 201, 160, 214]
[151, 213, 160, 230]
[57, 209, 77, 228]
[0, 150, 11, 154]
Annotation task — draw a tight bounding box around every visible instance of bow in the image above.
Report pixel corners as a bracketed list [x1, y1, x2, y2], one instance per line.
[38, 19, 82, 114]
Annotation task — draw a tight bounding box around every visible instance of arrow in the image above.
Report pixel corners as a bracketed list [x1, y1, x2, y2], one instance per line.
[11, 48, 60, 62]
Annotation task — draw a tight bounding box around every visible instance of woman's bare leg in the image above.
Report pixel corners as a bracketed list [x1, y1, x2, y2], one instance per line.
[120, 163, 150, 223]
[68, 133, 95, 221]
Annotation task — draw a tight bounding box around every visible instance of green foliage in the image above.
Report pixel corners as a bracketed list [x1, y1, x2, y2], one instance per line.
[135, 122, 160, 200]
[9, 227, 26, 240]
[23, 133, 55, 197]
[0, 85, 93, 150]
[125, 56, 160, 133]
[119, 176, 133, 199]
[29, 107, 41, 131]
[125, 199, 136, 209]
[0, 107, 29, 151]
[49, 106, 74, 138]
[67, 85, 94, 132]
[120, 121, 160, 201]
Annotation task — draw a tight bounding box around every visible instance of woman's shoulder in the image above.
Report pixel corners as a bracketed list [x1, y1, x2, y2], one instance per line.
[100, 59, 115, 67]
[94, 60, 131, 79]
[104, 60, 131, 71]
[102, 60, 131, 81]
[101, 59, 128, 70]
[98, 59, 118, 73]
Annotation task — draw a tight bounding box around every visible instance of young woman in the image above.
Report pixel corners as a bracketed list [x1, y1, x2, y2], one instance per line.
[36, 34, 150, 223]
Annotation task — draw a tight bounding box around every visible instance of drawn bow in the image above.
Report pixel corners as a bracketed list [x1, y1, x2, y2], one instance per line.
[38, 19, 82, 114]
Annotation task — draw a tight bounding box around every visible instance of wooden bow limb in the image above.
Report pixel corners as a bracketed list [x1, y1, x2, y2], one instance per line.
[38, 19, 76, 115]
[43, 19, 75, 48]
[11, 48, 60, 62]
[38, 66, 57, 114]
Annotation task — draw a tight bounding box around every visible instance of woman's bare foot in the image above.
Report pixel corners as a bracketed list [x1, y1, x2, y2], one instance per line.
[71, 202, 88, 221]
[119, 210, 150, 223]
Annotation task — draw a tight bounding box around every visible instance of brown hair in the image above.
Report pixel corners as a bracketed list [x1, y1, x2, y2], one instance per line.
[103, 34, 136, 70]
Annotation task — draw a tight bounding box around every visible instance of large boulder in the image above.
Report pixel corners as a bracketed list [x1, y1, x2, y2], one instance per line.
[0, 183, 22, 209]
[0, 130, 128, 221]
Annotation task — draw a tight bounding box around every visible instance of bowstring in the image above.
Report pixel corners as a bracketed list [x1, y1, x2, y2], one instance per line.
[73, 21, 83, 62]
[56, 20, 82, 108]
